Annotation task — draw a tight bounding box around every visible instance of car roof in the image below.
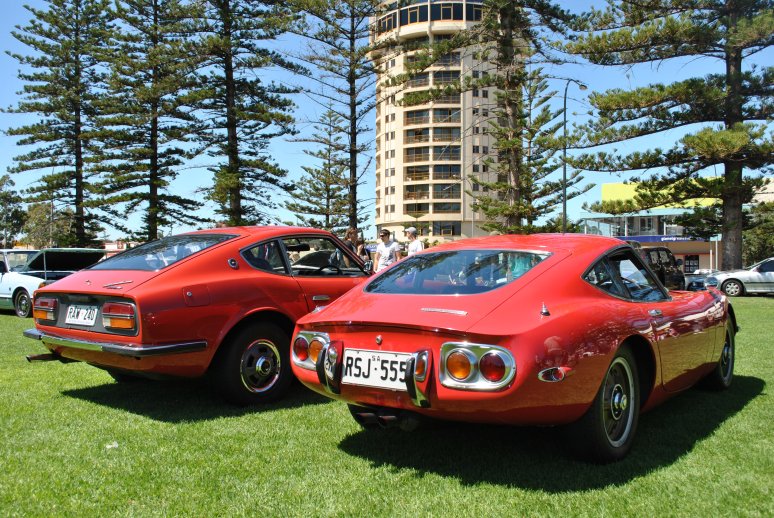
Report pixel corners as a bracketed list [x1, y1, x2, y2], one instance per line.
[182, 226, 337, 239]
[425, 233, 625, 255]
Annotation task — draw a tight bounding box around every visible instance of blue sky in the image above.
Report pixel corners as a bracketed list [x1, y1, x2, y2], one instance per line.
[0, 1, 770, 240]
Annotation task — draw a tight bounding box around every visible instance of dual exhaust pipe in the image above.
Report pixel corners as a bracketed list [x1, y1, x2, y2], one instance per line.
[351, 408, 423, 432]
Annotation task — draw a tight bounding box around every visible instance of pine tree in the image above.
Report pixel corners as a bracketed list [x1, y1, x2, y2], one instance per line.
[191, 0, 301, 225]
[283, 109, 350, 230]
[290, 0, 377, 229]
[6, 0, 113, 246]
[96, 0, 208, 241]
[469, 68, 590, 233]
[566, 0, 773, 269]
[0, 175, 27, 247]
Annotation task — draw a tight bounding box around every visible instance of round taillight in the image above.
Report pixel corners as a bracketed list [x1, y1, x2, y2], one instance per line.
[293, 336, 309, 361]
[309, 339, 324, 363]
[479, 352, 506, 382]
[446, 350, 472, 381]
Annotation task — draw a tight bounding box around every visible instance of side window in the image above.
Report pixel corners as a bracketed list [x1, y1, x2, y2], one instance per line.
[608, 251, 667, 302]
[281, 236, 366, 277]
[759, 260, 774, 273]
[242, 240, 288, 274]
[584, 259, 626, 298]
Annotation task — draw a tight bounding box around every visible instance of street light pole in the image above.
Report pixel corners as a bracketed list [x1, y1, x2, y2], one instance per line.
[562, 79, 587, 233]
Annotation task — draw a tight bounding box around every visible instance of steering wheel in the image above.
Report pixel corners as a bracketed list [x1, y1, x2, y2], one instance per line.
[315, 264, 342, 275]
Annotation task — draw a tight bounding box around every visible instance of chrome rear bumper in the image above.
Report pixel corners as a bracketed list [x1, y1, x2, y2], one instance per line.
[24, 328, 207, 357]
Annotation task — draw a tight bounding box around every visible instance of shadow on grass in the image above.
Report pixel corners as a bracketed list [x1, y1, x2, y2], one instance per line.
[62, 378, 330, 422]
[338, 375, 765, 491]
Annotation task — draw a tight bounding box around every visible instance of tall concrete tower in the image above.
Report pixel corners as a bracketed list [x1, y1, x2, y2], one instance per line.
[371, 0, 497, 242]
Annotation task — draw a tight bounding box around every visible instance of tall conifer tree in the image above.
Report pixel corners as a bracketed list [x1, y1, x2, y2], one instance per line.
[192, 0, 301, 225]
[6, 0, 113, 246]
[290, 0, 377, 229]
[283, 109, 349, 230]
[97, 0, 206, 241]
[567, 0, 773, 269]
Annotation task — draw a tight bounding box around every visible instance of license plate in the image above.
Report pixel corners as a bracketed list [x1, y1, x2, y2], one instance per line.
[342, 349, 411, 391]
[65, 305, 98, 326]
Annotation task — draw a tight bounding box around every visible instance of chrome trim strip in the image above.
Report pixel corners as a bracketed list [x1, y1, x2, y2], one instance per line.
[23, 328, 206, 357]
[421, 308, 468, 316]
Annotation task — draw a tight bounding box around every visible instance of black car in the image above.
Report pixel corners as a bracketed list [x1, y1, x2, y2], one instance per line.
[642, 246, 686, 290]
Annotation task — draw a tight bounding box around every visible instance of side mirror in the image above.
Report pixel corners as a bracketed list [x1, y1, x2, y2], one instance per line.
[676, 258, 683, 267]
[363, 260, 374, 274]
[0, 262, 7, 274]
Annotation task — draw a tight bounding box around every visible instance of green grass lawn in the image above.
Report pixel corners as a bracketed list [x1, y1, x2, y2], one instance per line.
[1, 297, 772, 517]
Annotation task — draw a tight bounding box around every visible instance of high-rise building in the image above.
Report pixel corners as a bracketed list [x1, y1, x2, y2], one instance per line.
[371, 0, 495, 241]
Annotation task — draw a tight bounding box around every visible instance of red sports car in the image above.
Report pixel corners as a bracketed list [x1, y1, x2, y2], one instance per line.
[291, 234, 737, 462]
[25, 227, 372, 405]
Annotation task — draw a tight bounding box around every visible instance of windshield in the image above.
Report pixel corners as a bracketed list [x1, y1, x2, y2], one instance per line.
[90, 234, 235, 271]
[365, 249, 550, 295]
[6, 251, 37, 271]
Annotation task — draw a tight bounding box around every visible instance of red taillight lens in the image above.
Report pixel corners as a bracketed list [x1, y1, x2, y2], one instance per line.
[446, 350, 472, 381]
[479, 352, 506, 382]
[293, 336, 309, 361]
[102, 302, 136, 330]
[33, 297, 58, 321]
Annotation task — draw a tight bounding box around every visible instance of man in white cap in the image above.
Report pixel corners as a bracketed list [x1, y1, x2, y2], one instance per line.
[375, 228, 401, 272]
[404, 226, 424, 256]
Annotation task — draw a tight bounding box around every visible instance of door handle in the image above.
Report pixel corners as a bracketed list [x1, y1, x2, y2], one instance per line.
[312, 295, 330, 302]
[648, 309, 662, 317]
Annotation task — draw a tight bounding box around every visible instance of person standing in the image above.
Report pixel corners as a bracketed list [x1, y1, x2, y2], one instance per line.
[404, 226, 424, 256]
[375, 229, 401, 272]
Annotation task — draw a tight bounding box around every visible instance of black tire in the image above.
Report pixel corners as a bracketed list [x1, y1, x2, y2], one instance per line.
[211, 322, 292, 406]
[14, 290, 31, 318]
[702, 327, 735, 390]
[721, 279, 744, 297]
[568, 345, 640, 463]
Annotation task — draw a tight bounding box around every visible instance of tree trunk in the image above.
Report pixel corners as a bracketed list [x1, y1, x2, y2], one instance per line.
[722, 4, 744, 270]
[222, 0, 242, 225]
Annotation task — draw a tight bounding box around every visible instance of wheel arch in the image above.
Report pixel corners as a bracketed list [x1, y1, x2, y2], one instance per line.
[619, 334, 656, 409]
[206, 309, 295, 371]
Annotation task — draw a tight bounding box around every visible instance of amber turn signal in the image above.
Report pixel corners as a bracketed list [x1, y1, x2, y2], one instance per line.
[446, 350, 472, 381]
[309, 339, 324, 363]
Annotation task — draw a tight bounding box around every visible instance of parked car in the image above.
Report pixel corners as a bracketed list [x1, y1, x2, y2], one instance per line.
[705, 257, 774, 296]
[291, 234, 737, 463]
[24, 227, 372, 405]
[685, 269, 720, 291]
[641, 246, 686, 290]
[1, 248, 105, 317]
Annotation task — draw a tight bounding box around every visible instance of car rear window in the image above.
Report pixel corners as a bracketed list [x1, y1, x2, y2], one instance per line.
[90, 234, 236, 271]
[365, 249, 549, 295]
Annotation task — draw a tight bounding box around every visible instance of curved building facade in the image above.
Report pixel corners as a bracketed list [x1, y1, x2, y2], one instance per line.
[371, 0, 497, 241]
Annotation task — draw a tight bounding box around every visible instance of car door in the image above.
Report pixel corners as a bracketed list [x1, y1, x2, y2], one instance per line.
[607, 249, 714, 392]
[747, 259, 774, 293]
[279, 235, 370, 312]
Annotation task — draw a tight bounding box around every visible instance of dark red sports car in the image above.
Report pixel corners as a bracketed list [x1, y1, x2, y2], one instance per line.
[25, 226, 371, 404]
[291, 234, 737, 462]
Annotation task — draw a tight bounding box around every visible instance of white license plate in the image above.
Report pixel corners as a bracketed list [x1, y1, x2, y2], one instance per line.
[65, 305, 98, 326]
[342, 349, 411, 391]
